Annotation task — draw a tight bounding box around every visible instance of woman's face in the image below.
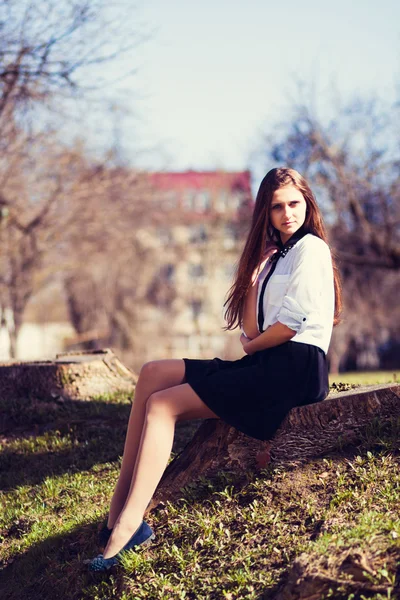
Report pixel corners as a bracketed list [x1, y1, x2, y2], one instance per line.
[269, 185, 307, 244]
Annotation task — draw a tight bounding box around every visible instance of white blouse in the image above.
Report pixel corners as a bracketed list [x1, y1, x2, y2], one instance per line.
[255, 233, 335, 354]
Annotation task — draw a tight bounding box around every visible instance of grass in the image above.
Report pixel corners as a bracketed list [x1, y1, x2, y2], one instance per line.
[329, 372, 400, 386]
[0, 372, 399, 599]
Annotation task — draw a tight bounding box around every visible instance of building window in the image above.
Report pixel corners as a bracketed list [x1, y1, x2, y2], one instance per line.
[224, 263, 235, 279]
[223, 223, 239, 249]
[183, 189, 196, 210]
[195, 191, 211, 212]
[216, 191, 228, 212]
[163, 191, 178, 209]
[183, 190, 211, 212]
[189, 224, 208, 244]
[157, 227, 173, 245]
[188, 263, 205, 280]
[161, 263, 175, 282]
[190, 299, 203, 320]
[230, 192, 242, 211]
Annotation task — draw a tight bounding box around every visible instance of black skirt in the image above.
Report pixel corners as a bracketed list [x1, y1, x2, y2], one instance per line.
[183, 341, 329, 441]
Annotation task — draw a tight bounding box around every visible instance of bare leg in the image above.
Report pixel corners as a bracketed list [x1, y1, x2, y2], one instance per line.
[103, 383, 219, 558]
[107, 359, 186, 528]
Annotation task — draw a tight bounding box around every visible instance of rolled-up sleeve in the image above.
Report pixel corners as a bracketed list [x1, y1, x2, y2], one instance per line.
[279, 295, 309, 334]
[277, 240, 333, 334]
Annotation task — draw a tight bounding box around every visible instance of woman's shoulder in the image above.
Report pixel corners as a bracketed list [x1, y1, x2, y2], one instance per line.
[298, 233, 331, 254]
[293, 234, 332, 268]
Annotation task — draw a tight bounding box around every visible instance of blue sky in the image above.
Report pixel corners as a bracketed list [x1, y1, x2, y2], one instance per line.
[85, 0, 400, 174]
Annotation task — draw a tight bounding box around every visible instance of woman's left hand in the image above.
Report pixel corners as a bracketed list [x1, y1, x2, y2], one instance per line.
[240, 333, 249, 347]
[240, 333, 254, 355]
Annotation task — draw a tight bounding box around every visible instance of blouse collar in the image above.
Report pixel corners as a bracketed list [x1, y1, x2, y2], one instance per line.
[269, 226, 308, 262]
[277, 225, 308, 250]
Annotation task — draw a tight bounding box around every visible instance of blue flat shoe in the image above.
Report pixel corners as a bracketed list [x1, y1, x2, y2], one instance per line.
[98, 523, 113, 548]
[98, 501, 153, 548]
[88, 520, 155, 572]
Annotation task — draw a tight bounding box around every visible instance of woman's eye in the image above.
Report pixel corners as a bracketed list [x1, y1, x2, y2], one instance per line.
[271, 205, 280, 210]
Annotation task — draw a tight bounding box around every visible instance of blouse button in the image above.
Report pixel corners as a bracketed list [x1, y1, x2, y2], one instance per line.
[303, 318, 306, 321]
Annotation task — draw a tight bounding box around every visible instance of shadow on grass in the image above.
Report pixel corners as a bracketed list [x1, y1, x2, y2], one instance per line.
[2, 464, 399, 600]
[1, 399, 130, 491]
[0, 519, 129, 600]
[3, 398, 400, 600]
[0, 473, 255, 600]
[0, 396, 204, 492]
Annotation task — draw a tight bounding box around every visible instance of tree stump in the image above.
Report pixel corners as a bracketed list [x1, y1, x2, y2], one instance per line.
[147, 382, 400, 511]
[0, 348, 137, 401]
[274, 549, 392, 600]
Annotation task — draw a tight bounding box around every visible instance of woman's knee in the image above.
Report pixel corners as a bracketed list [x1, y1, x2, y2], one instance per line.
[145, 385, 218, 421]
[138, 359, 186, 395]
[139, 359, 185, 384]
[139, 360, 160, 382]
[145, 390, 176, 419]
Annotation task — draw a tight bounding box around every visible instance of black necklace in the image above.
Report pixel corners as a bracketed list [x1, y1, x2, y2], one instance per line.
[269, 240, 300, 263]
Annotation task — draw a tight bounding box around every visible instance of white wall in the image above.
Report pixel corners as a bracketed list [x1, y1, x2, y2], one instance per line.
[0, 322, 75, 361]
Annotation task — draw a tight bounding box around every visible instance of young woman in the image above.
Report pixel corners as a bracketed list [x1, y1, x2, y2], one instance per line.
[88, 167, 342, 571]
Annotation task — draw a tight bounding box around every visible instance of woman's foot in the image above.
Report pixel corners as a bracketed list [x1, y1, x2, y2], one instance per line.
[103, 518, 142, 558]
[98, 523, 113, 548]
[88, 520, 155, 572]
[99, 500, 152, 548]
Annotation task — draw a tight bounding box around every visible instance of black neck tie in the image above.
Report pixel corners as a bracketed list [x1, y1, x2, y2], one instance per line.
[257, 228, 307, 333]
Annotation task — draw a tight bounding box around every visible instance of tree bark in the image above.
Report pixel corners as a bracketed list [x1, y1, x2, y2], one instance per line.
[147, 382, 400, 512]
[0, 348, 137, 403]
[274, 550, 391, 600]
[8, 326, 18, 360]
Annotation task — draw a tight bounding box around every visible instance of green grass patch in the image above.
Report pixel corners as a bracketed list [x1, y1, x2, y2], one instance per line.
[329, 371, 400, 386]
[1, 376, 400, 599]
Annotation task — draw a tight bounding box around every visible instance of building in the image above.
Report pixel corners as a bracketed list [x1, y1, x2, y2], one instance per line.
[1, 169, 253, 366]
[136, 170, 253, 362]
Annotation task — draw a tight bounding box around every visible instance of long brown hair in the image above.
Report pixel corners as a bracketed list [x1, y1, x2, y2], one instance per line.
[223, 167, 342, 330]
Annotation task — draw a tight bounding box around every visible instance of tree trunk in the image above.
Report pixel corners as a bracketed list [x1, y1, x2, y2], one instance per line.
[8, 326, 17, 359]
[0, 348, 137, 404]
[328, 349, 340, 374]
[147, 382, 400, 512]
[7, 308, 20, 359]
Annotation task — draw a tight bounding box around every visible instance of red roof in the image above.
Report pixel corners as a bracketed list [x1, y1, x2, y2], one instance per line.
[148, 170, 251, 193]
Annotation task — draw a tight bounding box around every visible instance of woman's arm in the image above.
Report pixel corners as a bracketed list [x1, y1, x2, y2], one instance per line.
[241, 279, 260, 340]
[243, 321, 296, 355]
[243, 237, 334, 355]
[241, 256, 272, 339]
